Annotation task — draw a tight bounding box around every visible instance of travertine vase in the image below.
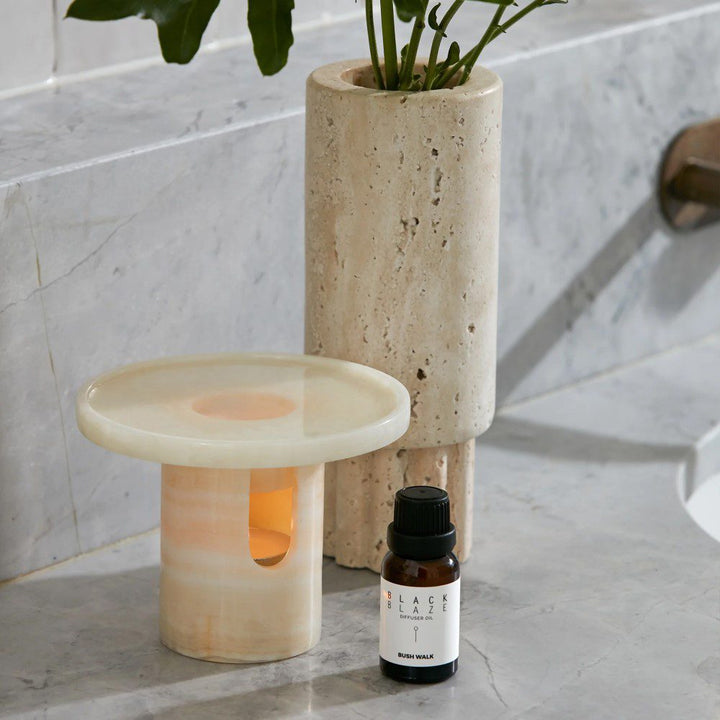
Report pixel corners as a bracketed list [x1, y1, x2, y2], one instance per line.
[305, 60, 503, 571]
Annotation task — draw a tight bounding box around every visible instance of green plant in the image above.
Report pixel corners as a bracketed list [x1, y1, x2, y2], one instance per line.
[66, 0, 567, 90]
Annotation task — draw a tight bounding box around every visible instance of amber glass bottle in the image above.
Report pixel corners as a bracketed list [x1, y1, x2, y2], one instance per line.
[379, 486, 460, 683]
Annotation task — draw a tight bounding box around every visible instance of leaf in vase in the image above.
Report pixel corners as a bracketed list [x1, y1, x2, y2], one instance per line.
[428, 3, 446, 36]
[66, 0, 221, 64]
[247, 0, 295, 76]
[394, 0, 427, 22]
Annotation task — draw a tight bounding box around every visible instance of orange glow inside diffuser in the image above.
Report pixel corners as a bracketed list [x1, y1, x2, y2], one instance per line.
[249, 468, 296, 565]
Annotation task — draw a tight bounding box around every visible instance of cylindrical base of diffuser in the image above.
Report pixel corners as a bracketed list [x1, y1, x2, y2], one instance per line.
[159, 463, 324, 663]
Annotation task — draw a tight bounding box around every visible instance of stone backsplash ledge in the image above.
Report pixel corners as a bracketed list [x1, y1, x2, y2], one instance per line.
[1, 1, 720, 580]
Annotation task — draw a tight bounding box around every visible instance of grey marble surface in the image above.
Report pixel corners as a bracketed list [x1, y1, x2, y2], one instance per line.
[0, 116, 305, 579]
[495, 14, 720, 403]
[53, 0, 361, 80]
[55, 0, 160, 78]
[0, 0, 54, 92]
[0, 0, 365, 93]
[1, 0, 720, 580]
[2, 0, 719, 182]
[1, 337, 719, 719]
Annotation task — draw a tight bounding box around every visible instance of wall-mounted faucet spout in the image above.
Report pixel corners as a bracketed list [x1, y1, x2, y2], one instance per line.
[660, 118, 720, 231]
[668, 157, 720, 209]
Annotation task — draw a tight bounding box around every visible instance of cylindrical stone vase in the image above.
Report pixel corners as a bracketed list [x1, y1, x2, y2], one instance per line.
[305, 60, 503, 571]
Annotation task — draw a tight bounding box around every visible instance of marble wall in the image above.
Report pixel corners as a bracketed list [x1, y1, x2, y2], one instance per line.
[1, 2, 719, 579]
[0, 118, 305, 579]
[495, 15, 720, 403]
[0, 0, 54, 92]
[1, 0, 363, 93]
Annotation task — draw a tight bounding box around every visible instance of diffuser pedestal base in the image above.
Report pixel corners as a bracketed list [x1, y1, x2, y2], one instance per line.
[159, 463, 324, 663]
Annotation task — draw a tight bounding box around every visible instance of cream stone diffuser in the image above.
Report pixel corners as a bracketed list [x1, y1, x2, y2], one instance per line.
[76, 353, 409, 662]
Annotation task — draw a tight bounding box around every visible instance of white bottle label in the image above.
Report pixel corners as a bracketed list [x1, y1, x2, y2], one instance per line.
[379, 577, 460, 667]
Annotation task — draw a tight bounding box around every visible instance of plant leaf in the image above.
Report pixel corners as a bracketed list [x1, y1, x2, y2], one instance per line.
[430, 40, 460, 88]
[394, 0, 426, 22]
[66, 0, 220, 64]
[434, 40, 459, 76]
[247, 0, 295, 76]
[465, 0, 516, 5]
[427, 3, 446, 37]
[445, 40, 460, 65]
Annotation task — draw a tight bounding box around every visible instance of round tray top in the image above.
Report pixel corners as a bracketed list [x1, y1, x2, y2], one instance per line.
[76, 353, 410, 469]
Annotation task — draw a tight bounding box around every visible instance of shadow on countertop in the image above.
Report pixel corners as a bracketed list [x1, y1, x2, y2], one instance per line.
[149, 664, 409, 720]
[482, 416, 688, 464]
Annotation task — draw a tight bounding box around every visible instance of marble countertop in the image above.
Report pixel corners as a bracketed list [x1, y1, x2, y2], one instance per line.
[2, 335, 719, 719]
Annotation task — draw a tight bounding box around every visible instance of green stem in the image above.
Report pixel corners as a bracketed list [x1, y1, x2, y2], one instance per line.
[435, 12, 502, 89]
[456, 4, 506, 85]
[380, 0, 399, 89]
[460, 0, 546, 84]
[423, 0, 464, 90]
[498, 0, 549, 32]
[399, 12, 426, 90]
[365, 0, 385, 89]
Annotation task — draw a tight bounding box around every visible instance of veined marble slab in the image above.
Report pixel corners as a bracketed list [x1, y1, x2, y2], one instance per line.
[0, 0, 368, 93]
[0, 116, 305, 579]
[0, 0, 54, 92]
[2, 0, 719, 183]
[495, 13, 720, 402]
[53, 0, 365, 79]
[0, 336, 718, 718]
[1, 1, 720, 579]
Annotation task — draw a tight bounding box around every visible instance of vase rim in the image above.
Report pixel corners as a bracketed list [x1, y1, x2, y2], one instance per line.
[307, 58, 502, 99]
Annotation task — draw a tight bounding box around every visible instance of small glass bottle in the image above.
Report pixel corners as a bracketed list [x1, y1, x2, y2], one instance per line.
[379, 486, 460, 683]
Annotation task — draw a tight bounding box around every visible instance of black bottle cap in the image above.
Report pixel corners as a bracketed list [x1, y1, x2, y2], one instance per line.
[387, 486, 456, 560]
